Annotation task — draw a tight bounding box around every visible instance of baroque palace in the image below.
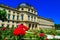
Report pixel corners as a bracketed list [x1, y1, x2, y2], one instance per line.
[0, 3, 54, 30]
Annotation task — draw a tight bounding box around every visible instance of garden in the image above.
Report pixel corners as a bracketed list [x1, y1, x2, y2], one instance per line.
[0, 24, 60, 40]
[0, 7, 60, 40]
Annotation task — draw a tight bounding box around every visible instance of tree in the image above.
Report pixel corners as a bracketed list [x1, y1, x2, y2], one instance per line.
[55, 24, 60, 30]
[0, 9, 7, 21]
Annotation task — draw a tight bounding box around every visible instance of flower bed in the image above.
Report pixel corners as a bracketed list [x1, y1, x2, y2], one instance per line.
[0, 24, 60, 40]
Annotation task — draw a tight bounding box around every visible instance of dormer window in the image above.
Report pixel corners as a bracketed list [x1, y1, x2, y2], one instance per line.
[31, 9, 33, 12]
[21, 8, 24, 10]
[28, 9, 30, 11]
[9, 10, 10, 12]
[13, 11, 15, 13]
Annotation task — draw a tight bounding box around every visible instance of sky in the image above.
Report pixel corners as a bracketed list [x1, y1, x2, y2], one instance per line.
[0, 0, 60, 24]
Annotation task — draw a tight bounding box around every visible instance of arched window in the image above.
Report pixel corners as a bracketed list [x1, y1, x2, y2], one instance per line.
[8, 14, 10, 20]
[12, 15, 15, 20]
[28, 15, 30, 20]
[34, 17, 36, 22]
[31, 16, 33, 21]
[35, 24, 37, 28]
[29, 24, 31, 28]
[17, 16, 19, 20]
[32, 24, 34, 29]
[2, 24, 4, 27]
[21, 14, 24, 20]
[28, 9, 30, 11]
[21, 8, 24, 10]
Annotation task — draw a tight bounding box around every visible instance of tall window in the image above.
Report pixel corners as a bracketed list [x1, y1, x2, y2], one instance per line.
[35, 24, 37, 28]
[9, 10, 10, 12]
[12, 15, 15, 20]
[8, 14, 10, 20]
[13, 11, 15, 13]
[21, 8, 24, 10]
[12, 21, 14, 23]
[21, 14, 24, 20]
[17, 16, 19, 20]
[2, 24, 4, 27]
[32, 24, 34, 29]
[28, 9, 30, 11]
[34, 17, 36, 22]
[29, 24, 31, 29]
[28, 15, 30, 20]
[31, 16, 33, 21]
[31, 10, 33, 12]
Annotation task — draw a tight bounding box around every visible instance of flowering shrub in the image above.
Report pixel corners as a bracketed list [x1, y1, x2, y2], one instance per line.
[2, 27, 7, 30]
[39, 33, 45, 37]
[0, 26, 60, 40]
[14, 28, 26, 36]
[13, 24, 29, 40]
[46, 38, 49, 40]
[18, 24, 29, 31]
[39, 33, 46, 40]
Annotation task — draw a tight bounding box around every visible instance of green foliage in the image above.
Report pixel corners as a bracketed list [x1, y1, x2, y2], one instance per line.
[56, 30, 60, 35]
[0, 27, 15, 40]
[46, 29, 57, 35]
[38, 29, 44, 33]
[0, 27, 60, 40]
[0, 9, 7, 21]
[55, 24, 60, 30]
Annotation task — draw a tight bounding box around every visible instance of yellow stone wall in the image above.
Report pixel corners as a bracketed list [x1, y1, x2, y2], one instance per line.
[0, 4, 54, 30]
[24, 13, 28, 21]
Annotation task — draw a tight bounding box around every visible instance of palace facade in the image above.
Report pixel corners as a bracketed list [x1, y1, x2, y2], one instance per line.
[0, 3, 54, 30]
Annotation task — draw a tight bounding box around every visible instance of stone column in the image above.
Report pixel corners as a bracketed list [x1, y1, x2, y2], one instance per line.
[37, 24, 39, 30]
[34, 25, 35, 30]
[24, 14, 28, 21]
[24, 23, 28, 27]
[4, 21, 7, 27]
[15, 13, 17, 20]
[14, 22, 16, 28]
[36, 17, 37, 22]
[9, 24, 12, 28]
[9, 21, 12, 28]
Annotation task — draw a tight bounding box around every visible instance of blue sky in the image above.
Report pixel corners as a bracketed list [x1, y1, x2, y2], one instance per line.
[0, 0, 60, 24]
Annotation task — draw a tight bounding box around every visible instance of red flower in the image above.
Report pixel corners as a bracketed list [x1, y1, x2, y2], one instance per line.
[13, 28, 26, 36]
[18, 24, 29, 31]
[18, 24, 24, 28]
[19, 28, 26, 35]
[14, 24, 29, 36]
[14, 28, 21, 36]
[2, 27, 7, 30]
[23, 26, 29, 31]
[46, 38, 49, 40]
[39, 33, 45, 37]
